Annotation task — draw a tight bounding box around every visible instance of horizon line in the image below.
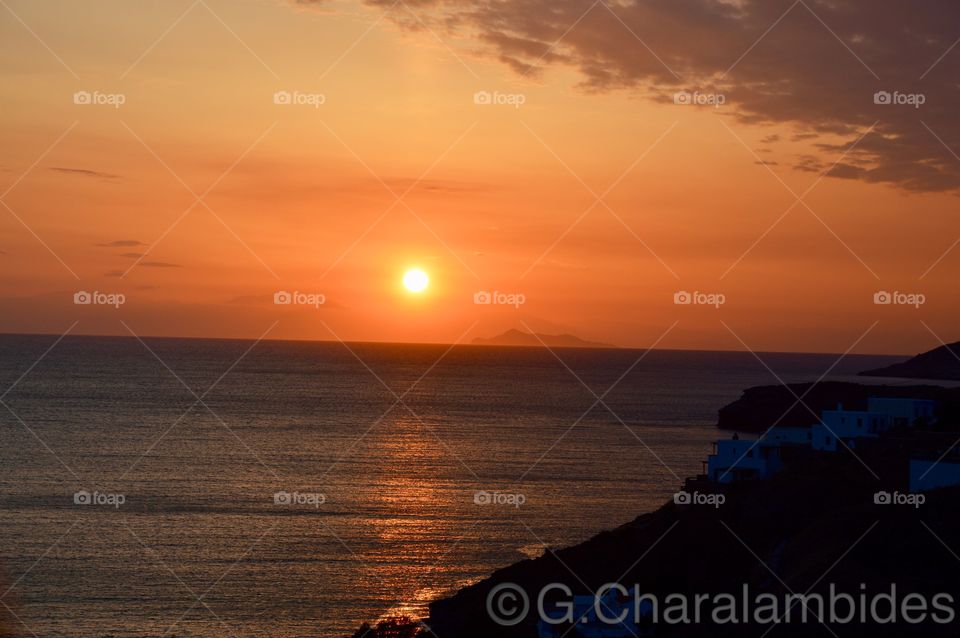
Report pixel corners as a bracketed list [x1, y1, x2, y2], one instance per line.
[0, 328, 910, 359]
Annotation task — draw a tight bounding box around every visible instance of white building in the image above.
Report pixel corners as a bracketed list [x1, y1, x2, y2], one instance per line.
[761, 426, 813, 446]
[867, 397, 937, 427]
[811, 404, 889, 452]
[706, 397, 941, 481]
[706, 437, 781, 483]
[909, 458, 960, 492]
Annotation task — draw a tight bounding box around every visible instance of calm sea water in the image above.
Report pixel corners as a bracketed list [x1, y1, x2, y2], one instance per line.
[0, 335, 902, 637]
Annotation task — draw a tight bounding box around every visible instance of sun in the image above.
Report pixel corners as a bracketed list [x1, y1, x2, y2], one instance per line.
[402, 268, 429, 293]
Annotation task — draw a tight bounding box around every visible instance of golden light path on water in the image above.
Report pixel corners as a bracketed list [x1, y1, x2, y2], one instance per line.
[0, 337, 891, 635]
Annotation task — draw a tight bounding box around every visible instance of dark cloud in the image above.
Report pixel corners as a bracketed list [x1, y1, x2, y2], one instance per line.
[825, 162, 865, 180]
[50, 167, 120, 180]
[795, 154, 826, 173]
[284, 0, 340, 13]
[337, 0, 960, 193]
[96, 240, 146, 248]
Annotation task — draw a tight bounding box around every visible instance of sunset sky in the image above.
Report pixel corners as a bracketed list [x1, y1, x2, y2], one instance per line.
[1, 0, 959, 354]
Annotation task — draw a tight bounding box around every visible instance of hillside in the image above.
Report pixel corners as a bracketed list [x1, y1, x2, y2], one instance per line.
[861, 342, 960, 380]
[427, 433, 960, 637]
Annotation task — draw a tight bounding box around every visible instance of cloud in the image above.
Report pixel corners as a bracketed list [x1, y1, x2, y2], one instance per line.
[328, 0, 960, 193]
[96, 240, 146, 248]
[282, 0, 343, 15]
[381, 177, 492, 194]
[140, 261, 182, 268]
[795, 154, 826, 173]
[50, 167, 120, 180]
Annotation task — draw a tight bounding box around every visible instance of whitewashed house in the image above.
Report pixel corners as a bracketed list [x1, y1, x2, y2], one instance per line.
[706, 437, 780, 483]
[706, 427, 815, 483]
[762, 426, 813, 446]
[909, 458, 960, 492]
[811, 404, 890, 452]
[867, 397, 937, 427]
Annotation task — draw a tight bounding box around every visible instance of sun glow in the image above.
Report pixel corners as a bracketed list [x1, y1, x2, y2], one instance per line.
[402, 268, 429, 293]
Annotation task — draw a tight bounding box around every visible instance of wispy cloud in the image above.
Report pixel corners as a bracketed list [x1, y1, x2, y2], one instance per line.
[96, 240, 146, 248]
[50, 167, 120, 180]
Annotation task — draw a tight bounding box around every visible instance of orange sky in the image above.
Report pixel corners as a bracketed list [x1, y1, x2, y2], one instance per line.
[1, 0, 958, 354]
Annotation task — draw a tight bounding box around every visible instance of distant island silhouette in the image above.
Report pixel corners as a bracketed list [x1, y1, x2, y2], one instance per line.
[860, 341, 960, 380]
[471, 329, 616, 349]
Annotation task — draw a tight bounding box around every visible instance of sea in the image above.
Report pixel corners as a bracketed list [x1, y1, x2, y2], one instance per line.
[0, 334, 905, 637]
